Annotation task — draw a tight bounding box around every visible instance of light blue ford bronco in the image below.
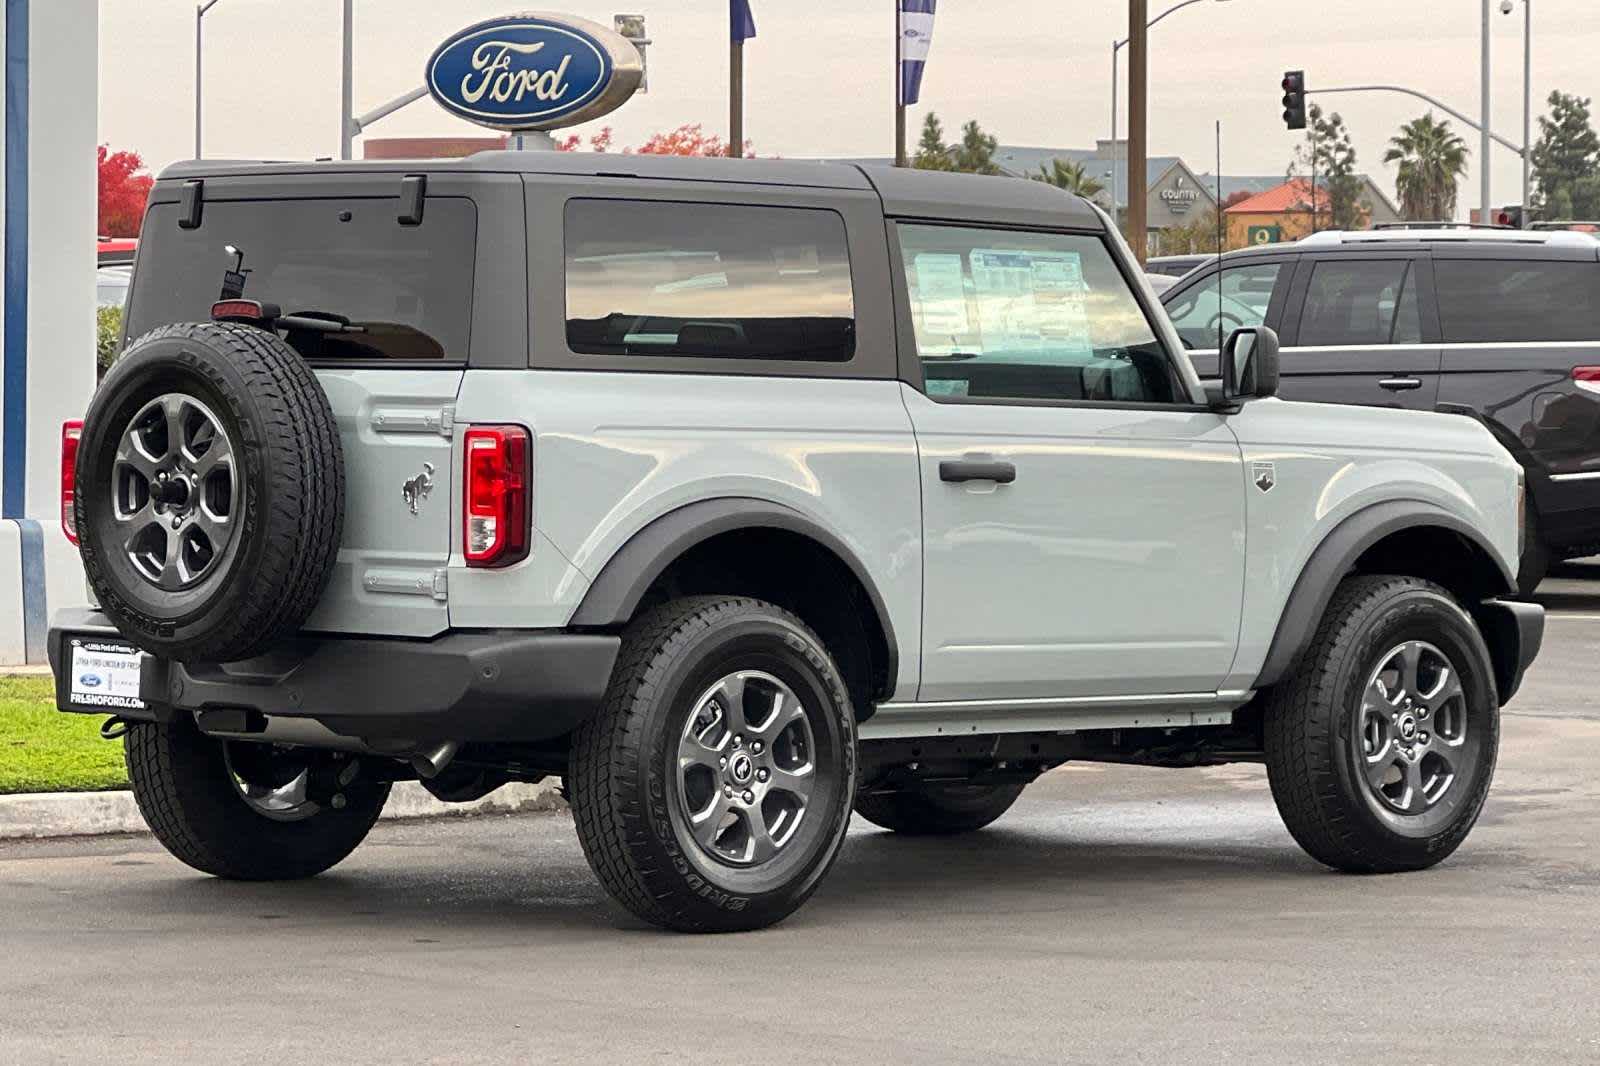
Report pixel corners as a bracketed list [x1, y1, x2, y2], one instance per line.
[52, 153, 1542, 931]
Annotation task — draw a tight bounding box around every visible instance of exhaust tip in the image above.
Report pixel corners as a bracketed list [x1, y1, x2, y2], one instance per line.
[411, 740, 461, 779]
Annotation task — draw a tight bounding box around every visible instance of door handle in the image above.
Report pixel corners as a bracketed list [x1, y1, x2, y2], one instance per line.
[1378, 376, 1423, 392]
[940, 459, 1017, 484]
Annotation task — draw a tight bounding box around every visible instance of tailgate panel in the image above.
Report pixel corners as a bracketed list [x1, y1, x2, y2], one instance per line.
[304, 369, 463, 638]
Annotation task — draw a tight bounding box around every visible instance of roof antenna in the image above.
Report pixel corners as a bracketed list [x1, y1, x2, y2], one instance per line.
[1215, 119, 1225, 354]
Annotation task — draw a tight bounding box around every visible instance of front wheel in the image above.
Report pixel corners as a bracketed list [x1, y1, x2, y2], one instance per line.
[855, 783, 1025, 835]
[569, 597, 857, 932]
[1263, 574, 1499, 873]
[125, 718, 389, 880]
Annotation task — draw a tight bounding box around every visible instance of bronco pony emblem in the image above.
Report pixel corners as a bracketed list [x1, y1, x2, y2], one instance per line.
[402, 462, 435, 515]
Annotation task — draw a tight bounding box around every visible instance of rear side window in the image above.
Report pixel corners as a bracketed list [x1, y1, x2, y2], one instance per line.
[1166, 261, 1282, 350]
[1435, 259, 1600, 342]
[564, 200, 856, 362]
[1297, 260, 1414, 347]
[897, 224, 1182, 405]
[127, 198, 478, 362]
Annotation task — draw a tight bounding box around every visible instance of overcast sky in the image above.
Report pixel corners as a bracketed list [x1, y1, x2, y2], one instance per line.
[101, 1, 1600, 218]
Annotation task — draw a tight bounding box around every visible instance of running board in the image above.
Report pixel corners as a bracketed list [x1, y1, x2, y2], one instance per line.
[860, 691, 1253, 741]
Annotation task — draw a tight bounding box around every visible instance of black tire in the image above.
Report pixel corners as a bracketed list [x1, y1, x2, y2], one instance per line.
[854, 783, 1025, 835]
[1516, 504, 1549, 597]
[124, 718, 388, 880]
[76, 322, 344, 663]
[1263, 574, 1499, 874]
[569, 596, 857, 933]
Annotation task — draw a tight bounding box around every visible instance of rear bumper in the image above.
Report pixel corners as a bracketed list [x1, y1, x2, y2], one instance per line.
[48, 608, 621, 743]
[1472, 598, 1545, 706]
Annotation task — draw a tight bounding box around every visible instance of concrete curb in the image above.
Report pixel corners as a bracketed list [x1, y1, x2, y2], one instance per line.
[0, 780, 567, 840]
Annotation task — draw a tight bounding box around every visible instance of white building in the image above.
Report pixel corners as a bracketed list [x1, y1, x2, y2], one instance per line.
[0, 0, 97, 664]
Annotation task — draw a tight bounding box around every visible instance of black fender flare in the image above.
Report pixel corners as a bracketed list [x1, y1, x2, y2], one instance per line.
[1253, 500, 1515, 689]
[570, 497, 899, 689]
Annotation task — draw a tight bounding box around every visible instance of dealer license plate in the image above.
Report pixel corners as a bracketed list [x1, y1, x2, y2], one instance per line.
[64, 637, 147, 712]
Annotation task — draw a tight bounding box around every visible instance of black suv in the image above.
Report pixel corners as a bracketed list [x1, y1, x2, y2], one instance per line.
[1161, 227, 1600, 590]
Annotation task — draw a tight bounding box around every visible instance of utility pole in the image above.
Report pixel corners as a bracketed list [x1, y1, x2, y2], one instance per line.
[1480, 0, 1491, 221]
[340, 0, 355, 160]
[1127, 0, 1149, 262]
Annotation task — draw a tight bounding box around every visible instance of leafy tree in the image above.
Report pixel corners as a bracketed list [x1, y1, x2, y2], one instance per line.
[1033, 158, 1104, 198]
[96, 305, 123, 374]
[554, 127, 615, 153]
[953, 120, 1000, 175]
[97, 146, 153, 238]
[1530, 90, 1600, 219]
[913, 113, 954, 171]
[1384, 112, 1468, 221]
[554, 124, 751, 157]
[1290, 104, 1367, 230]
[1153, 208, 1231, 257]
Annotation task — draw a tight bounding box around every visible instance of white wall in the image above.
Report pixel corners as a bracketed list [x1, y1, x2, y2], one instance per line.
[0, 0, 97, 664]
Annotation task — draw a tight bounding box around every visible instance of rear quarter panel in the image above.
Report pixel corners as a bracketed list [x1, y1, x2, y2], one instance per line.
[450, 370, 923, 701]
[1221, 398, 1521, 690]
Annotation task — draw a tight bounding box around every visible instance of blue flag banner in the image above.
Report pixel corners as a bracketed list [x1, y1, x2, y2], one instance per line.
[732, 0, 757, 42]
[898, 0, 937, 106]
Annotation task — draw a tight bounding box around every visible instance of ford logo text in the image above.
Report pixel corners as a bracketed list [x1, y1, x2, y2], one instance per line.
[426, 14, 643, 132]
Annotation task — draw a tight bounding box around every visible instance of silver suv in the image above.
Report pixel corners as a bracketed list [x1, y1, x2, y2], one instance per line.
[51, 153, 1543, 931]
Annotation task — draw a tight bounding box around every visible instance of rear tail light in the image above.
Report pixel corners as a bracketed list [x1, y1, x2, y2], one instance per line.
[61, 420, 83, 545]
[463, 425, 530, 568]
[1574, 367, 1600, 395]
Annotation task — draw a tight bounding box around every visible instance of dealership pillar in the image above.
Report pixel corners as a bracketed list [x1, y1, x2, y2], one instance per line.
[0, 0, 98, 664]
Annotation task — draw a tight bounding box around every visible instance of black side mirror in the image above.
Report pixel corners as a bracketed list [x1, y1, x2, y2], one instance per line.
[1220, 325, 1280, 404]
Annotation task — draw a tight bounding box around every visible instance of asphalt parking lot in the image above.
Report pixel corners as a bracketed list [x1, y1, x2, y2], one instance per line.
[3, 564, 1599, 1065]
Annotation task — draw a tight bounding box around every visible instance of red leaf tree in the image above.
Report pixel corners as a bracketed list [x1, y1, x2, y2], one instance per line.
[555, 123, 753, 158]
[98, 145, 154, 238]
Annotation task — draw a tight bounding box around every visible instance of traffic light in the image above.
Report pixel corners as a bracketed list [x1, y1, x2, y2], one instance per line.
[1495, 205, 1524, 228]
[1282, 70, 1307, 130]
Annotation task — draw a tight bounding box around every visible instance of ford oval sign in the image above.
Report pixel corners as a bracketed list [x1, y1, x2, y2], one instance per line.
[426, 13, 643, 132]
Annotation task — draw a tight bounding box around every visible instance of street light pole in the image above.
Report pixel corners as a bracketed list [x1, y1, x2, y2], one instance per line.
[340, 0, 355, 160]
[1480, 0, 1492, 221]
[1521, 0, 1532, 225]
[1128, 0, 1148, 261]
[194, 0, 225, 159]
[1111, 0, 1230, 242]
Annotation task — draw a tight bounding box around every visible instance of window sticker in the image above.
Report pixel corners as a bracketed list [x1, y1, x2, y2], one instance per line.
[969, 249, 1093, 363]
[774, 243, 822, 276]
[912, 253, 971, 338]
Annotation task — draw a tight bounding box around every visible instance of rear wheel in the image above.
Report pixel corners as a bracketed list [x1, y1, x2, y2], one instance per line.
[125, 718, 388, 880]
[1263, 574, 1499, 873]
[569, 597, 857, 932]
[854, 783, 1025, 835]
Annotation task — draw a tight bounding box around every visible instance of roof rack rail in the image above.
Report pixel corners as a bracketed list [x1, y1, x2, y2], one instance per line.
[1371, 221, 1512, 231]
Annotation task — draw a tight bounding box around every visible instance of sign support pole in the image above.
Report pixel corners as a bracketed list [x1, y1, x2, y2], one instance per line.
[339, 0, 354, 160]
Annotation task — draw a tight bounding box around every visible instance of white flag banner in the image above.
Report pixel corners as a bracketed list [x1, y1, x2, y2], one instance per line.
[898, 0, 937, 106]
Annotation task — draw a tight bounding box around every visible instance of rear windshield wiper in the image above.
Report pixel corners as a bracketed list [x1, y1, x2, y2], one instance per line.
[277, 310, 367, 334]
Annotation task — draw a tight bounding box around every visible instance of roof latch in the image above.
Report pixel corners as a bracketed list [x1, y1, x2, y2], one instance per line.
[398, 174, 426, 226]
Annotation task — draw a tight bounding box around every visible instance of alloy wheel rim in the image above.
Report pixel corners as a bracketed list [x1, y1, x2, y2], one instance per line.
[676, 670, 818, 867]
[112, 392, 239, 591]
[1355, 640, 1470, 815]
[224, 744, 321, 823]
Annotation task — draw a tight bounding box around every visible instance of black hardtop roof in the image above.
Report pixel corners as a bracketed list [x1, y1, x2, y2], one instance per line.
[156, 151, 1106, 230]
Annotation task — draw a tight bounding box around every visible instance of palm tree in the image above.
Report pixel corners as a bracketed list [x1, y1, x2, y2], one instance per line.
[1384, 113, 1469, 222]
[1034, 158, 1105, 199]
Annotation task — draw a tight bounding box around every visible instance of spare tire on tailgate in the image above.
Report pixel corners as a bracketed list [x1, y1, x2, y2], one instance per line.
[76, 322, 344, 663]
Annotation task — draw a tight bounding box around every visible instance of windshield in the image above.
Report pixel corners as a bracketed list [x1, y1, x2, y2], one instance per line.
[126, 196, 477, 362]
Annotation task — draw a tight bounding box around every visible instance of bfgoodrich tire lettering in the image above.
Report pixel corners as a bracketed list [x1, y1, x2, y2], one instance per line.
[569, 597, 857, 932]
[76, 322, 344, 663]
[1263, 574, 1499, 873]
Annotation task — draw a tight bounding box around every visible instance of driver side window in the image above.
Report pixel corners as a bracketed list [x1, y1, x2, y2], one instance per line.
[1168, 261, 1282, 350]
